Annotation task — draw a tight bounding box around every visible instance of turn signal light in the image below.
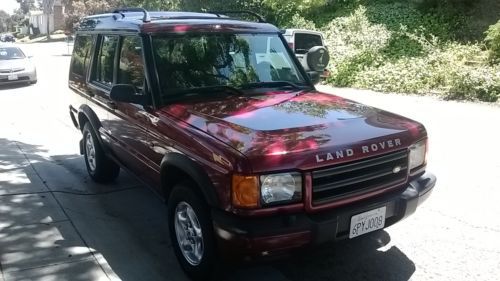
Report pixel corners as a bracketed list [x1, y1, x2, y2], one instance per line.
[232, 175, 259, 208]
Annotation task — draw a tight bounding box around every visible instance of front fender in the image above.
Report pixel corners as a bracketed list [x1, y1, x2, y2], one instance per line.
[77, 105, 107, 150]
[161, 152, 220, 207]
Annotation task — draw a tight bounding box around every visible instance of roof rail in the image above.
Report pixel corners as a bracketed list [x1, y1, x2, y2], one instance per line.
[208, 11, 266, 23]
[112, 7, 151, 22]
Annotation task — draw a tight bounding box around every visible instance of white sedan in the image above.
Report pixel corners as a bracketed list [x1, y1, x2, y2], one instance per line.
[0, 45, 37, 85]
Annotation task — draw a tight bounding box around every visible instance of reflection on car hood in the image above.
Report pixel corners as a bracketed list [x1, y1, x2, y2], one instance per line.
[160, 90, 426, 171]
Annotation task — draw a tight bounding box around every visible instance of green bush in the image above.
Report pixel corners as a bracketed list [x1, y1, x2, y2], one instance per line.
[354, 43, 499, 101]
[330, 51, 378, 87]
[446, 66, 500, 102]
[316, 2, 497, 102]
[283, 14, 317, 30]
[485, 20, 500, 63]
[322, 6, 391, 60]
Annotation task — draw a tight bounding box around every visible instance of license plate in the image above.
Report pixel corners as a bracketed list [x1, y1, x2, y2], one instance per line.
[349, 206, 386, 239]
[8, 74, 18, 81]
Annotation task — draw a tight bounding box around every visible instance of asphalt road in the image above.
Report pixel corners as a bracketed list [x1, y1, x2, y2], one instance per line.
[1, 42, 499, 281]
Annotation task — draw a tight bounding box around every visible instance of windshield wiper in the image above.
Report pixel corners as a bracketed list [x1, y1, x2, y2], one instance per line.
[164, 85, 244, 101]
[240, 81, 310, 90]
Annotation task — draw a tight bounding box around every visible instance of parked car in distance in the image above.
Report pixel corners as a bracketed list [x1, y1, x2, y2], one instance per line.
[0, 33, 16, 42]
[283, 28, 330, 80]
[0, 45, 37, 85]
[68, 9, 436, 280]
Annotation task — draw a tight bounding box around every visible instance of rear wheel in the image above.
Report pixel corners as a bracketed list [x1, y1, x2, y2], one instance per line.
[82, 122, 120, 183]
[168, 183, 217, 280]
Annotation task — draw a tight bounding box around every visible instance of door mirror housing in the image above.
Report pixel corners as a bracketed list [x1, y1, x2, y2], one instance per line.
[110, 84, 144, 104]
[308, 71, 321, 85]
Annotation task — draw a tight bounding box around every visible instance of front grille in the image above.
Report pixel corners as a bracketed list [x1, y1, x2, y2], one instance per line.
[312, 149, 408, 205]
[0, 68, 25, 73]
[0, 76, 29, 82]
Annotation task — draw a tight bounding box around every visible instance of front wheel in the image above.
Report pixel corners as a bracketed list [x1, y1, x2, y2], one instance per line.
[82, 123, 120, 183]
[168, 183, 217, 280]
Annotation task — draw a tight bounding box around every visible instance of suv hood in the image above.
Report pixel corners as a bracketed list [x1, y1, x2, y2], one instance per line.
[161, 90, 426, 172]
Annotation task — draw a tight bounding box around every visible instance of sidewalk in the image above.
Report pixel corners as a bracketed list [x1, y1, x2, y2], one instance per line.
[0, 123, 174, 280]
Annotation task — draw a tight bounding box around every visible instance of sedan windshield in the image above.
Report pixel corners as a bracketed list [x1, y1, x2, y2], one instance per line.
[0, 47, 25, 60]
[153, 33, 307, 102]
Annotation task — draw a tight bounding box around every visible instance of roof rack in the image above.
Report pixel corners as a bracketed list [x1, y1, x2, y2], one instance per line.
[112, 7, 151, 22]
[208, 11, 266, 23]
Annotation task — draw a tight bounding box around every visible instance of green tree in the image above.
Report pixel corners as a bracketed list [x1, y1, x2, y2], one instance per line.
[0, 10, 11, 33]
[485, 20, 500, 63]
[16, 0, 36, 14]
[42, 0, 55, 39]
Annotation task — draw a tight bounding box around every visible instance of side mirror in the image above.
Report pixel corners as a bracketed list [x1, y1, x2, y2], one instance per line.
[110, 84, 143, 104]
[308, 71, 321, 85]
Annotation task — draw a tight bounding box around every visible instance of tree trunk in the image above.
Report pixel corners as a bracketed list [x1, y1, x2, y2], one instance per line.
[46, 14, 51, 39]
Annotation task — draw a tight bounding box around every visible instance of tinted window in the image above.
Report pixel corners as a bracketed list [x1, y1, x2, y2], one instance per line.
[94, 35, 118, 85]
[118, 36, 145, 89]
[294, 33, 323, 54]
[71, 35, 92, 76]
[153, 33, 305, 102]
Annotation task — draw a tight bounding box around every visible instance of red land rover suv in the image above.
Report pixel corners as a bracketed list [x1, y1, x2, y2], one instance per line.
[68, 8, 436, 280]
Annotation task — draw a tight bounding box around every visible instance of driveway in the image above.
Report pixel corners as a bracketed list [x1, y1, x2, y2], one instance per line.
[1, 42, 499, 281]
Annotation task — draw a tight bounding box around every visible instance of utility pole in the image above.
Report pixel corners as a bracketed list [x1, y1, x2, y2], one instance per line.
[42, 0, 55, 39]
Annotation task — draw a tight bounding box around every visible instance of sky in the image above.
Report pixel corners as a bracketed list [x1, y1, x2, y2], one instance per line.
[1, 0, 20, 14]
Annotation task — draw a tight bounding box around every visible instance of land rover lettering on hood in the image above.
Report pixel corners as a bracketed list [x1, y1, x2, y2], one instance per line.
[68, 8, 436, 280]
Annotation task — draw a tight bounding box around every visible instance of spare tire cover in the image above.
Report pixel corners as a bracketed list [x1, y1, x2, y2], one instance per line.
[305, 46, 330, 72]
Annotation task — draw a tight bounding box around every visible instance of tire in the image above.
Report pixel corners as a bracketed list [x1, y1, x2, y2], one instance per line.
[168, 182, 217, 280]
[305, 46, 330, 72]
[82, 122, 120, 183]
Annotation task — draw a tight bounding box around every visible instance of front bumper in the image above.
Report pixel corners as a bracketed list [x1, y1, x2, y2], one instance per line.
[0, 70, 37, 84]
[213, 172, 436, 258]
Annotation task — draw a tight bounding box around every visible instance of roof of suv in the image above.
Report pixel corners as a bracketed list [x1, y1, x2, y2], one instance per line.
[283, 29, 324, 37]
[78, 10, 280, 34]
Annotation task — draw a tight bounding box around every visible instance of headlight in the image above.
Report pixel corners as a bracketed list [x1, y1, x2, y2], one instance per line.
[409, 140, 426, 171]
[260, 172, 302, 205]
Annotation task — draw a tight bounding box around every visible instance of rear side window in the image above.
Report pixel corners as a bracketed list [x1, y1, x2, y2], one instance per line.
[71, 35, 92, 76]
[294, 33, 323, 54]
[94, 35, 118, 86]
[118, 36, 145, 89]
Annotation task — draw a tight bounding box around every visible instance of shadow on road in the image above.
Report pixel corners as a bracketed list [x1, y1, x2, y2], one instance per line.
[275, 230, 415, 281]
[0, 138, 188, 280]
[0, 83, 33, 91]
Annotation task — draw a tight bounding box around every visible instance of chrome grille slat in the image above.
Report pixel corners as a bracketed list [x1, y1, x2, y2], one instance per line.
[313, 165, 407, 192]
[312, 149, 408, 204]
[313, 150, 407, 178]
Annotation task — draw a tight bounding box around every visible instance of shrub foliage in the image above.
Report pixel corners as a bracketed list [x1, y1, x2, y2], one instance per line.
[310, 2, 500, 102]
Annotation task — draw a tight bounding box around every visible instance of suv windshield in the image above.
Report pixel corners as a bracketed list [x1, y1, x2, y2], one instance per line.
[0, 47, 25, 60]
[153, 33, 307, 102]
